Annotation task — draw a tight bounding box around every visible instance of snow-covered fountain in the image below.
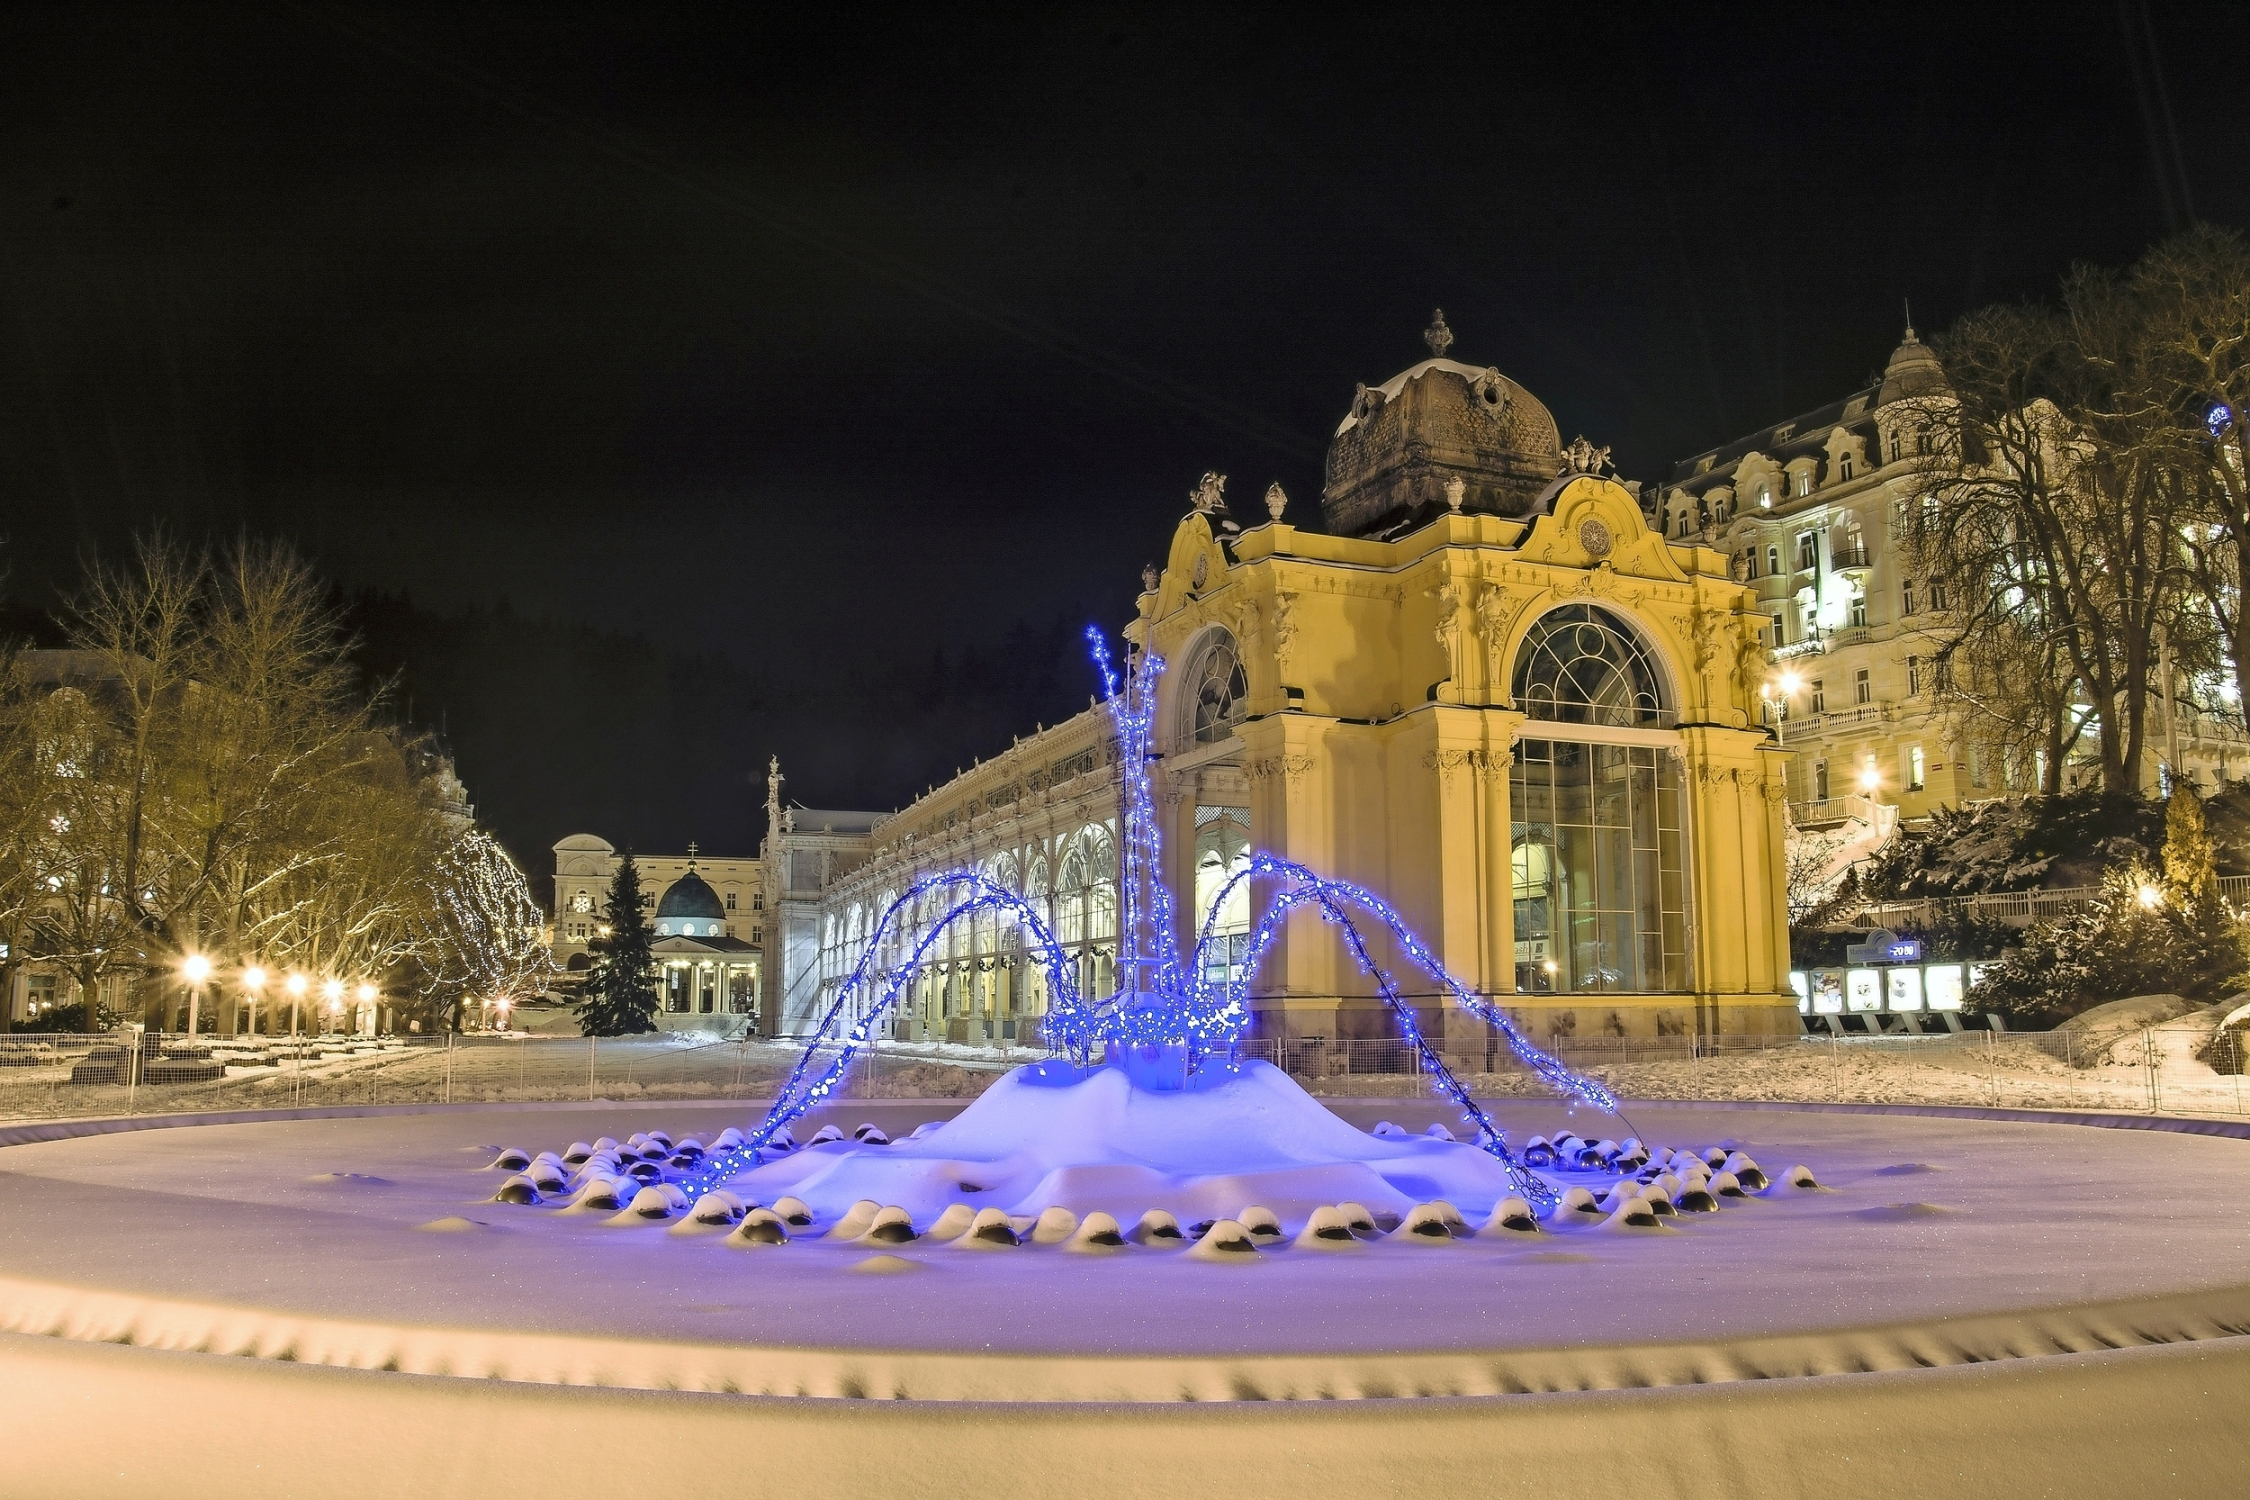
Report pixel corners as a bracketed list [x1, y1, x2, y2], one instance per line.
[491, 629, 1749, 1247]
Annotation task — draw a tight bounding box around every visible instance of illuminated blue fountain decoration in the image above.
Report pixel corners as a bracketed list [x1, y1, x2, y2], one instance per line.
[733, 628, 1620, 1211]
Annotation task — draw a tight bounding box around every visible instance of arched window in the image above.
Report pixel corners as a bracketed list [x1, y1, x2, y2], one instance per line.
[1183, 632, 1248, 745]
[1057, 849, 1088, 946]
[1511, 605, 1670, 728]
[1193, 808, 1252, 987]
[1085, 834, 1118, 944]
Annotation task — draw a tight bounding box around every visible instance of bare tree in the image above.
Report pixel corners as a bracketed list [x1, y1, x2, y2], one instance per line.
[1904, 296, 2192, 796]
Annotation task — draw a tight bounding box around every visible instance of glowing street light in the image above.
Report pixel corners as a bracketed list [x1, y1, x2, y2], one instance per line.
[2137, 883, 2164, 911]
[286, 972, 308, 1037]
[242, 964, 266, 1038]
[1762, 670, 1804, 746]
[181, 953, 210, 1038]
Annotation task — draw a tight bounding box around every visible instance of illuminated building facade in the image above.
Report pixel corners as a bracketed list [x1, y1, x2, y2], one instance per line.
[763, 317, 1798, 1048]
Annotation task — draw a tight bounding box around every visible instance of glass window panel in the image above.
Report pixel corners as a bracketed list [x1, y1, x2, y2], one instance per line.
[1514, 737, 1692, 994]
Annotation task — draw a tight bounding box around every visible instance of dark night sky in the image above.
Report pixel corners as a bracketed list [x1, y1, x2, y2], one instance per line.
[3, 3, 2241, 869]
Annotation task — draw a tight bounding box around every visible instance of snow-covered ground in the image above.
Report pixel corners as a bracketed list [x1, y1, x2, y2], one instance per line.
[7, 1024, 2246, 1124]
[3, 1089, 2247, 1390]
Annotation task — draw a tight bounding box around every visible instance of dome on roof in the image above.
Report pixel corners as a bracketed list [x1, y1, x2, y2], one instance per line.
[1322, 310, 1563, 537]
[655, 867, 726, 935]
[1877, 325, 1947, 405]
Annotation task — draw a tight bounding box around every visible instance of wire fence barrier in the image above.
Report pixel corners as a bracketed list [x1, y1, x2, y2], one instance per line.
[0, 1022, 2245, 1123]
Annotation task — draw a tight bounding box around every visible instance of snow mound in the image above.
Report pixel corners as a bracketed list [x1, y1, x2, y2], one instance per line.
[414, 1216, 490, 1233]
[492, 1174, 540, 1205]
[955, 1207, 1019, 1249]
[1030, 1206, 1079, 1245]
[725, 1062, 1526, 1229]
[606, 1184, 688, 1224]
[487, 1148, 531, 1171]
[1187, 1218, 1261, 1260]
[1237, 1206, 1283, 1241]
[1132, 1209, 1185, 1246]
[1067, 1211, 1127, 1252]
[1483, 1196, 1539, 1234]
[924, 1204, 974, 1243]
[671, 1191, 746, 1234]
[563, 1177, 627, 1214]
[728, 1208, 788, 1246]
[1293, 1205, 1362, 1250]
[1603, 1196, 1671, 1233]
[861, 1205, 919, 1245]
[1335, 1202, 1383, 1240]
[773, 1196, 813, 1226]
[850, 1253, 922, 1275]
[1397, 1203, 1461, 1242]
[1779, 1165, 1826, 1192]
[824, 1200, 881, 1240]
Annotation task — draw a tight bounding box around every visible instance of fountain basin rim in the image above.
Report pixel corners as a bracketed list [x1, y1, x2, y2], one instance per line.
[6, 1269, 2249, 1406]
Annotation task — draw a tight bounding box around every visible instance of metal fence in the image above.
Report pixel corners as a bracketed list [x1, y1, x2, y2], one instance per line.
[1, 1022, 2245, 1123]
[1852, 874, 2250, 930]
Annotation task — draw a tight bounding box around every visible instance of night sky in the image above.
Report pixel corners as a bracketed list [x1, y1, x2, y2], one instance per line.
[4, 3, 2239, 874]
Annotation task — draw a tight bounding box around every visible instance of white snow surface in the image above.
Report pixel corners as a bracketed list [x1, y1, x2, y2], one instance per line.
[731, 1061, 1519, 1226]
[2, 1078, 2249, 1367]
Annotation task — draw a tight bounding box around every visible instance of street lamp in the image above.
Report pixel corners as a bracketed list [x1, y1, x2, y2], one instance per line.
[242, 965, 266, 1038]
[181, 954, 210, 1038]
[1763, 670, 1804, 747]
[356, 982, 377, 1038]
[285, 972, 307, 1037]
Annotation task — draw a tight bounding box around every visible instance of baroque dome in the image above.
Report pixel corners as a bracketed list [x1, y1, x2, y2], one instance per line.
[1322, 310, 1563, 537]
[655, 867, 726, 934]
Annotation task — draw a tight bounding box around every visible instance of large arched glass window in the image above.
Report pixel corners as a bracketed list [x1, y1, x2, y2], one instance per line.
[1183, 631, 1248, 745]
[1511, 605, 1671, 728]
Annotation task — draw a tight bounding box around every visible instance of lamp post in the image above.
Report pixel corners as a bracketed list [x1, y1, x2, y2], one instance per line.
[356, 981, 377, 1038]
[242, 965, 266, 1038]
[1763, 670, 1803, 748]
[286, 972, 307, 1037]
[181, 954, 210, 1039]
[322, 978, 343, 1036]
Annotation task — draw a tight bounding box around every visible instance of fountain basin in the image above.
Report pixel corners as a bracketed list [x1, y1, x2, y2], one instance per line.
[3, 1097, 2248, 1495]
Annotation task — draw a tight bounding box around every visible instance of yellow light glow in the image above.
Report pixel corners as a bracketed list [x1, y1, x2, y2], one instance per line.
[1777, 670, 1802, 695]
[357, 982, 377, 1002]
[322, 979, 343, 1001]
[181, 954, 211, 985]
[285, 973, 308, 996]
[1858, 767, 1881, 792]
[2137, 883, 2163, 910]
[242, 965, 267, 991]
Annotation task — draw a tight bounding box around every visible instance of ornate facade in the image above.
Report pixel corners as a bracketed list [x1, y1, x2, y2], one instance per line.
[1662, 327, 2248, 847]
[760, 317, 1798, 1046]
[549, 836, 763, 1032]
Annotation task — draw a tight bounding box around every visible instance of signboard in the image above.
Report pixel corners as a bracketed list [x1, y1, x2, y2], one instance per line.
[1845, 968, 1883, 1012]
[1925, 964, 1965, 1011]
[1886, 967, 1924, 1012]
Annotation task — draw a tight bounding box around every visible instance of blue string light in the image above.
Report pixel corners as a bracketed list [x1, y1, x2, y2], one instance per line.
[710, 627, 1617, 1209]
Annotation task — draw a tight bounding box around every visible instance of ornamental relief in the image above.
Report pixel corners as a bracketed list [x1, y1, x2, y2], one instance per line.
[1422, 747, 1512, 787]
[1246, 755, 1317, 785]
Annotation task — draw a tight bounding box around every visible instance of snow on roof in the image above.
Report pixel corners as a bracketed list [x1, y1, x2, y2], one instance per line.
[1332, 358, 1511, 437]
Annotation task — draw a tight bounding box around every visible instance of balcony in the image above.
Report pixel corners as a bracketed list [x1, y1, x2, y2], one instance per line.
[1789, 794, 1881, 829]
[1829, 546, 1872, 571]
